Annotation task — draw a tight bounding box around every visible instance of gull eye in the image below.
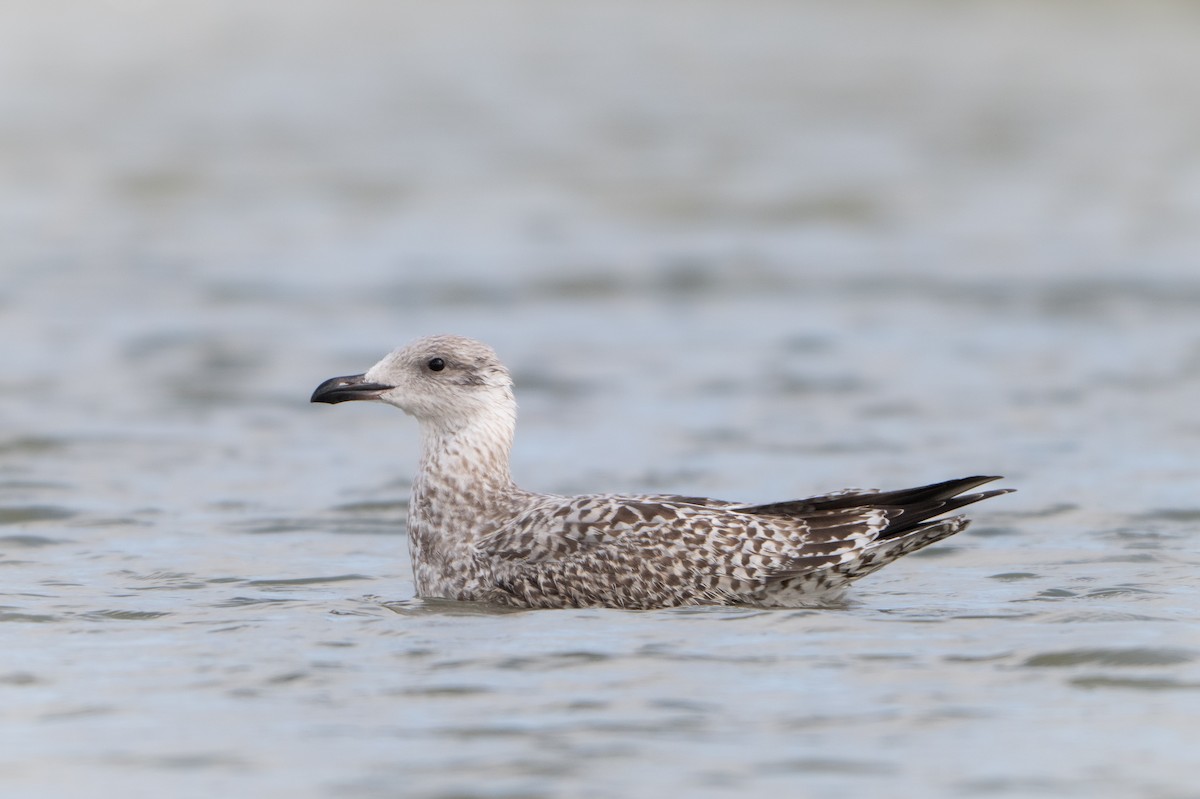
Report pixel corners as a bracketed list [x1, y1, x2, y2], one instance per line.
[427, 357, 446, 372]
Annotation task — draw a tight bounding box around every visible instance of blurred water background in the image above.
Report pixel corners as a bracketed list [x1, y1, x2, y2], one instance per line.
[2, 2, 1199, 797]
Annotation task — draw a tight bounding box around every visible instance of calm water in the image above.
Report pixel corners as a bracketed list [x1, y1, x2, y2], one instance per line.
[3, 2, 1199, 798]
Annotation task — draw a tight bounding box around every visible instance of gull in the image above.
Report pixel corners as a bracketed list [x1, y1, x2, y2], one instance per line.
[312, 335, 1011, 609]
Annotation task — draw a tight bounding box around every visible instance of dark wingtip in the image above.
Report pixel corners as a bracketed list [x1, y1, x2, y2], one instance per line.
[964, 478, 1015, 496]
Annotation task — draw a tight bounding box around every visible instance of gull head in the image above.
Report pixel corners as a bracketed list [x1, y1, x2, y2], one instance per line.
[311, 335, 515, 431]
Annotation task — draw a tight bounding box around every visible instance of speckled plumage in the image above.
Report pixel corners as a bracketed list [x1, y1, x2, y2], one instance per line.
[312, 335, 1012, 609]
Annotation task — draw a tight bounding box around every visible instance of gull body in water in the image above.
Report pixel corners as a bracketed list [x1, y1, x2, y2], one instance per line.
[312, 335, 1011, 609]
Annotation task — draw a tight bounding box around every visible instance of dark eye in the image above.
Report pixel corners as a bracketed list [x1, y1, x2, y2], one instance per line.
[427, 357, 446, 372]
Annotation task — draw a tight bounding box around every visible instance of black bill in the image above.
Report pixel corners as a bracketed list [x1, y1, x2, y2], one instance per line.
[310, 373, 394, 404]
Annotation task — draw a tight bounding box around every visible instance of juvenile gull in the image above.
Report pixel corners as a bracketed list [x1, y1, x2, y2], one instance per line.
[311, 335, 1012, 609]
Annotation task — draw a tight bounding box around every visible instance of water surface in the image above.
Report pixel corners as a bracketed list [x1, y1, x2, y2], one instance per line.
[3, 2, 1199, 798]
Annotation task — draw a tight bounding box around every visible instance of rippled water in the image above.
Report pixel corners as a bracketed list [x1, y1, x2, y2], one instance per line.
[4, 2, 1200, 798]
